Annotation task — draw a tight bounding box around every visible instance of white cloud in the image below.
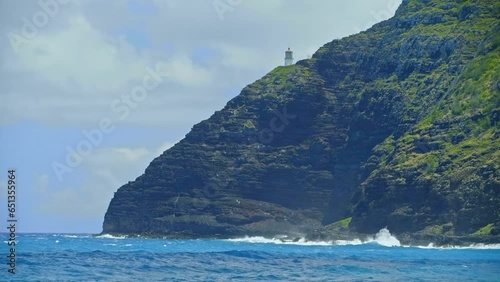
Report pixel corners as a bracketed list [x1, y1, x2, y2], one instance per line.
[217, 43, 266, 70]
[37, 142, 175, 218]
[37, 187, 101, 218]
[111, 147, 149, 161]
[163, 54, 214, 86]
[12, 16, 148, 92]
[243, 0, 287, 18]
[34, 173, 49, 193]
[84, 146, 152, 169]
[156, 141, 175, 155]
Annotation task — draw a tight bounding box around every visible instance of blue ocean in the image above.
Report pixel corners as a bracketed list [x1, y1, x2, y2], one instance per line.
[2, 231, 500, 281]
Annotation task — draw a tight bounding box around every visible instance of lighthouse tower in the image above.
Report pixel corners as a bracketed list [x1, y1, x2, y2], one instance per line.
[285, 48, 294, 66]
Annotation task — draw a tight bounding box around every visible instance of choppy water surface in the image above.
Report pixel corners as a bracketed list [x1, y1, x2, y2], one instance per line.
[2, 231, 500, 281]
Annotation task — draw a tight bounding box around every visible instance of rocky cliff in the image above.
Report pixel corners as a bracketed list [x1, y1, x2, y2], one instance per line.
[103, 0, 500, 241]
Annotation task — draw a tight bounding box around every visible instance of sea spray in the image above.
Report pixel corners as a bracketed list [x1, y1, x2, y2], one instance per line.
[367, 228, 401, 247]
[334, 228, 401, 246]
[228, 228, 401, 247]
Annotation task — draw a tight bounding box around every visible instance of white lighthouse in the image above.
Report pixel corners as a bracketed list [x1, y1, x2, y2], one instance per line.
[285, 47, 294, 66]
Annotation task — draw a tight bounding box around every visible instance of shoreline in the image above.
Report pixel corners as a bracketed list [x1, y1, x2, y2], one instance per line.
[94, 231, 500, 247]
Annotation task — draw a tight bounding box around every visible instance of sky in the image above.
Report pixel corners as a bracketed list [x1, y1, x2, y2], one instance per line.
[0, 0, 402, 233]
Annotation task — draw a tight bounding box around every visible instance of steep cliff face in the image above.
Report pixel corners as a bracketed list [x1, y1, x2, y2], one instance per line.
[350, 12, 500, 236]
[103, 0, 500, 239]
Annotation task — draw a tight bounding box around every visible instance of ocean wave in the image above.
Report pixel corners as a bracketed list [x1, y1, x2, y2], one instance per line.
[95, 234, 128, 239]
[228, 228, 402, 247]
[334, 229, 500, 249]
[228, 236, 334, 246]
[416, 243, 500, 250]
[228, 228, 401, 247]
[335, 228, 401, 247]
[62, 235, 81, 238]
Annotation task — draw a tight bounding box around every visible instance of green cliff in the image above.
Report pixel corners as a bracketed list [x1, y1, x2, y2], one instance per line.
[103, 0, 500, 242]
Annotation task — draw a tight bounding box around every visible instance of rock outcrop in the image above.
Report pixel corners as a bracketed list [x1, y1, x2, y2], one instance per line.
[103, 0, 500, 241]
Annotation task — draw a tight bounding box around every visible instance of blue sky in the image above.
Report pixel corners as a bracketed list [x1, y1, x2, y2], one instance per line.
[0, 0, 401, 233]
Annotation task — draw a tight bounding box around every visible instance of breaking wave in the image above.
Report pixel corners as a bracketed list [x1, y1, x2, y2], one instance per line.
[417, 243, 500, 250]
[228, 228, 500, 249]
[335, 228, 401, 247]
[228, 236, 333, 246]
[95, 234, 128, 239]
[228, 228, 399, 247]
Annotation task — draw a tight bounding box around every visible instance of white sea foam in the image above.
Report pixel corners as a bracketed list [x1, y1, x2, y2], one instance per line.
[465, 243, 500, 249]
[333, 228, 401, 247]
[334, 229, 500, 249]
[416, 243, 500, 250]
[334, 239, 364, 246]
[228, 236, 333, 246]
[49, 234, 90, 239]
[95, 234, 127, 239]
[228, 228, 402, 247]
